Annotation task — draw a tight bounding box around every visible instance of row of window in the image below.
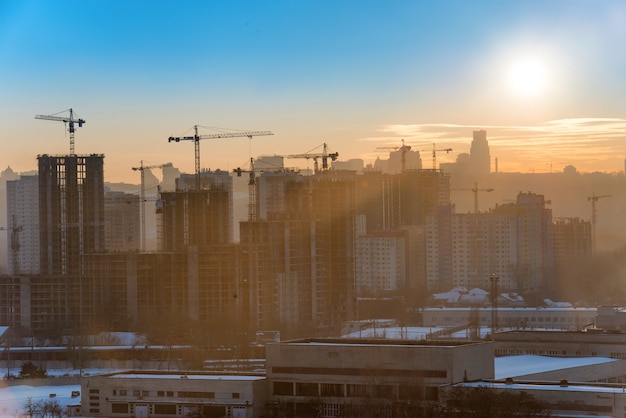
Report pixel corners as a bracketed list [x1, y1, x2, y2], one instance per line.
[111, 388, 240, 399]
[273, 382, 438, 401]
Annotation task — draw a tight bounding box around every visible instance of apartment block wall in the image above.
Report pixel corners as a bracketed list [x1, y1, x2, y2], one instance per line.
[6, 175, 40, 275]
[104, 191, 140, 252]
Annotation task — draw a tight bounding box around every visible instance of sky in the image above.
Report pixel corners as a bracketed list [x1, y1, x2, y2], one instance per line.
[1, 1, 625, 183]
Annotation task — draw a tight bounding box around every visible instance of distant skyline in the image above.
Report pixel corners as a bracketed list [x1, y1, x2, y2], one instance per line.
[1, 1, 625, 182]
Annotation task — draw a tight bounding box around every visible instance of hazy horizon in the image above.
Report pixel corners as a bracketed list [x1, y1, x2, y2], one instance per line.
[1, 1, 625, 182]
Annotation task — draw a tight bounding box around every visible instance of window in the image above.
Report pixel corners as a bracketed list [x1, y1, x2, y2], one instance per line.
[346, 385, 368, 398]
[399, 385, 422, 400]
[157, 391, 164, 397]
[296, 382, 318, 397]
[372, 385, 393, 398]
[273, 382, 293, 396]
[155, 404, 177, 415]
[321, 383, 343, 397]
[112, 403, 129, 414]
[178, 391, 215, 398]
[232, 393, 240, 399]
[119, 390, 127, 396]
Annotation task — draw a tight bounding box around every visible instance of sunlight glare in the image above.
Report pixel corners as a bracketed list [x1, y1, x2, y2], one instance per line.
[507, 58, 548, 98]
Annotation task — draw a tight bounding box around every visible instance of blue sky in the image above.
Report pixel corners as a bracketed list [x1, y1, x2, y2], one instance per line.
[1, 1, 625, 181]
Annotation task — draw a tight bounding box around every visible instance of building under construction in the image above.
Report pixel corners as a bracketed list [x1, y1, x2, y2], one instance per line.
[38, 154, 105, 277]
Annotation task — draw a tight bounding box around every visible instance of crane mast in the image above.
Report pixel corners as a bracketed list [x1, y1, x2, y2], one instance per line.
[168, 125, 273, 191]
[132, 161, 166, 252]
[588, 192, 611, 252]
[35, 108, 85, 155]
[422, 143, 452, 170]
[234, 158, 294, 221]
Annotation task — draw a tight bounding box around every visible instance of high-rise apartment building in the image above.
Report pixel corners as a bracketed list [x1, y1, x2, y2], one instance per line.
[469, 130, 490, 177]
[6, 174, 40, 275]
[552, 217, 592, 280]
[427, 192, 553, 293]
[356, 229, 408, 295]
[514, 191, 554, 291]
[244, 173, 357, 336]
[38, 154, 105, 277]
[158, 188, 231, 251]
[104, 191, 140, 252]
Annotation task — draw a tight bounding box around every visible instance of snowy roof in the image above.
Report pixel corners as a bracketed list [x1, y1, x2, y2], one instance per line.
[460, 379, 626, 394]
[544, 298, 573, 308]
[495, 355, 617, 379]
[432, 291, 461, 303]
[501, 293, 524, 302]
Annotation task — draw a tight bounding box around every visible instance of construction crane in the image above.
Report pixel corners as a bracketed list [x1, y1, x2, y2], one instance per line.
[132, 161, 167, 251]
[588, 192, 611, 251]
[376, 139, 412, 173]
[453, 182, 495, 213]
[168, 125, 273, 191]
[0, 215, 22, 274]
[35, 108, 85, 155]
[416, 143, 452, 170]
[285, 143, 338, 174]
[234, 158, 297, 221]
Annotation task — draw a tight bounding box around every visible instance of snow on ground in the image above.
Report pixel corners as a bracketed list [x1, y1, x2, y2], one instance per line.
[0, 383, 81, 417]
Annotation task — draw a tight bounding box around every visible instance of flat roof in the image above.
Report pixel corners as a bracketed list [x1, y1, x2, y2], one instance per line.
[276, 338, 485, 347]
[102, 372, 265, 381]
[459, 380, 626, 394]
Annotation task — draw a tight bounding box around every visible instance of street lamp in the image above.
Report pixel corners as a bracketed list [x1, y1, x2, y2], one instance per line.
[490, 274, 499, 341]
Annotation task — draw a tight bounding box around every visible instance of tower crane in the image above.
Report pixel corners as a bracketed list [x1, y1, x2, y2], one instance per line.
[452, 182, 494, 213]
[376, 139, 412, 173]
[132, 161, 167, 251]
[35, 108, 85, 155]
[168, 125, 273, 191]
[285, 143, 338, 174]
[588, 192, 611, 251]
[234, 158, 293, 221]
[416, 143, 452, 170]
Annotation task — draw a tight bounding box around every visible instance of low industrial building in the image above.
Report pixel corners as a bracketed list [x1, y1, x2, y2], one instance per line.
[422, 306, 596, 331]
[265, 338, 493, 417]
[444, 380, 626, 417]
[81, 371, 267, 418]
[495, 330, 626, 358]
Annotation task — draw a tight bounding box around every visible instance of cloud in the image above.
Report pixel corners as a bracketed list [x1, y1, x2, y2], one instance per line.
[366, 118, 626, 172]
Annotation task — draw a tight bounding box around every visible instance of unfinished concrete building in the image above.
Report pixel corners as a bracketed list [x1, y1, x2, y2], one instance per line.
[38, 154, 105, 277]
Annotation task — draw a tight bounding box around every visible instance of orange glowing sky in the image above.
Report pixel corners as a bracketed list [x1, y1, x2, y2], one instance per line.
[1, 1, 626, 182]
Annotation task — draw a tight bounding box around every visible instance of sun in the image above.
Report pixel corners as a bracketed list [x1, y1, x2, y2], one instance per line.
[507, 58, 548, 98]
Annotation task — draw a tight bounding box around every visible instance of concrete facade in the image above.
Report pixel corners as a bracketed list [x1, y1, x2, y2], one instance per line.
[81, 371, 268, 418]
[266, 338, 493, 417]
[6, 174, 40, 275]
